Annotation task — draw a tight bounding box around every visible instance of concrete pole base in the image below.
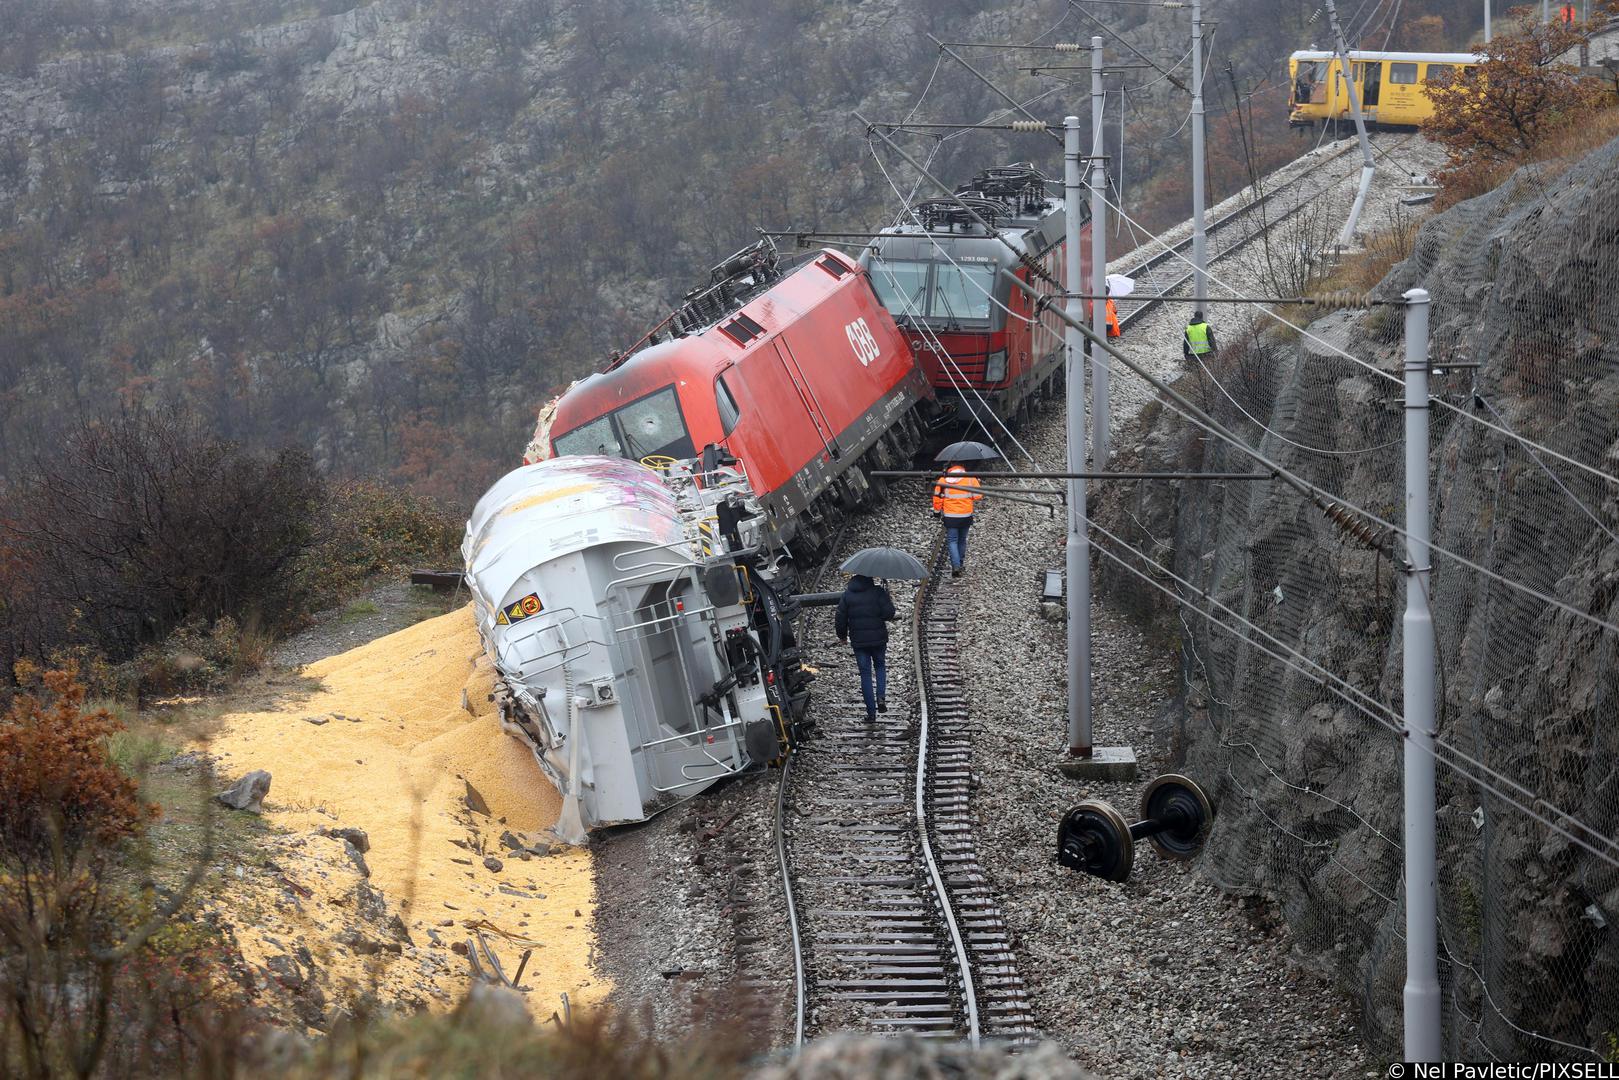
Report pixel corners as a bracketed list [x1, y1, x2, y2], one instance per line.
[1056, 744, 1139, 781]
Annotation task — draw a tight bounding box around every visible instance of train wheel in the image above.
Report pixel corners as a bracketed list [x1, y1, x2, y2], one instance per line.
[1137, 774, 1215, 861]
[1057, 800, 1135, 881]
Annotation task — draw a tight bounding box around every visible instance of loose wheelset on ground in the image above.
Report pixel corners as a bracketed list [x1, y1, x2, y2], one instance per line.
[1056, 774, 1214, 881]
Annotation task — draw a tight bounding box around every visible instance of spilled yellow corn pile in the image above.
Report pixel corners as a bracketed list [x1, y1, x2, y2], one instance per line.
[206, 605, 605, 1017]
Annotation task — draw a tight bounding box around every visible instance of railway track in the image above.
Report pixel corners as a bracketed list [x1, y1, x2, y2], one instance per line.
[776, 537, 1037, 1046]
[729, 519, 856, 1045]
[1112, 134, 1405, 330]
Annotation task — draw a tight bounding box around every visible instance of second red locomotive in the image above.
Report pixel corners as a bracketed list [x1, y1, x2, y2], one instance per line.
[859, 164, 1084, 428]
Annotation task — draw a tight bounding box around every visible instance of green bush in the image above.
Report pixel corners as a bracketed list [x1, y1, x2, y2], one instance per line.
[123, 615, 266, 698]
[294, 479, 464, 615]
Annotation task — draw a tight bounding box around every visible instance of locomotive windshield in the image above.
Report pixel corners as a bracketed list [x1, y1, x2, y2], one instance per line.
[868, 259, 998, 325]
[869, 260, 930, 315]
[553, 385, 697, 463]
[932, 263, 996, 321]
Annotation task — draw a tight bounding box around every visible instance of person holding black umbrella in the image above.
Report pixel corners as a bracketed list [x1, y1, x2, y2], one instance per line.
[835, 573, 896, 721]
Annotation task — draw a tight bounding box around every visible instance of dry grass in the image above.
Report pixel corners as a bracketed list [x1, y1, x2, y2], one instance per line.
[1521, 100, 1619, 174]
[232, 615, 278, 677]
[283, 1004, 755, 1080]
[1266, 218, 1416, 341]
[1435, 101, 1619, 209]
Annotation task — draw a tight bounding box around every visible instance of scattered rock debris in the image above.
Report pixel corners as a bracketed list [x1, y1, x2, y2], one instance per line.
[215, 769, 271, 813]
[322, 826, 370, 853]
[337, 839, 370, 878]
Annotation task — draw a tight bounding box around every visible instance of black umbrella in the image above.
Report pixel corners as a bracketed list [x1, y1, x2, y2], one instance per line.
[840, 546, 930, 581]
[934, 440, 1000, 464]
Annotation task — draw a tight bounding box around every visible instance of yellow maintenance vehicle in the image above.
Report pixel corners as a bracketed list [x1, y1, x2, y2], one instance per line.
[1288, 49, 1484, 128]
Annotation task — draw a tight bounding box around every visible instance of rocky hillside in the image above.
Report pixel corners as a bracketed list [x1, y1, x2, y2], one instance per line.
[1104, 135, 1619, 1059]
[0, 0, 1443, 502]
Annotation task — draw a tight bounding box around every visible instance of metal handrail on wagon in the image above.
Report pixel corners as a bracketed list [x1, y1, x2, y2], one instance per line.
[496, 607, 609, 673]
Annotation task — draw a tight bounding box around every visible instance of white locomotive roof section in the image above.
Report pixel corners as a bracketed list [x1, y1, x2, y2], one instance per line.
[1289, 50, 1483, 63]
[463, 455, 688, 615]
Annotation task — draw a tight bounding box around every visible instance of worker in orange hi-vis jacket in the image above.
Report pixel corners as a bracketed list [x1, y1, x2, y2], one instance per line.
[1560, 2, 1577, 24]
[931, 464, 983, 579]
[1087, 298, 1123, 339]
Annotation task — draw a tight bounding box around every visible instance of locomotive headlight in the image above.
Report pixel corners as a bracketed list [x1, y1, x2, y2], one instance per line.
[984, 349, 1008, 383]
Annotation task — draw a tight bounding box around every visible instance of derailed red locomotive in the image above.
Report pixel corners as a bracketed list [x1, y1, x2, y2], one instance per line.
[528, 162, 1080, 557]
[859, 164, 1084, 429]
[533, 240, 932, 556]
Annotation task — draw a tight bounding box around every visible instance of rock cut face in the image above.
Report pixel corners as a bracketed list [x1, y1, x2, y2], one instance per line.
[1108, 133, 1619, 1061]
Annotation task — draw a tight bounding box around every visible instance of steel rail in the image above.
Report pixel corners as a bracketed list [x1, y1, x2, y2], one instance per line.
[779, 517, 854, 1050]
[777, 521, 1015, 1048]
[776, 749, 806, 1047]
[911, 534, 982, 1047]
[1113, 134, 1396, 329]
[780, 751, 806, 1049]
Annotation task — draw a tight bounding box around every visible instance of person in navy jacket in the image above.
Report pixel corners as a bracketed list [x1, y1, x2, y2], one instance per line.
[835, 574, 896, 721]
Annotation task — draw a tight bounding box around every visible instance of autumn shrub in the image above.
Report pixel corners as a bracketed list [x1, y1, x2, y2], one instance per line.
[1425, 19, 1617, 207]
[0, 409, 325, 679]
[0, 667, 256, 1080]
[0, 664, 153, 867]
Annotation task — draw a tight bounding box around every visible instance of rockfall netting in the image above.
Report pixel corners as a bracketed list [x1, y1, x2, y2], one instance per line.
[1101, 134, 1619, 1061]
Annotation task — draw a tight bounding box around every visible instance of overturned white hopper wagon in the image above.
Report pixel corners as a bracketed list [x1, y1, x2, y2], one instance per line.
[463, 455, 787, 841]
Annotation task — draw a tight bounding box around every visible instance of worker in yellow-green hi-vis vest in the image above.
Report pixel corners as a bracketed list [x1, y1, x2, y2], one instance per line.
[1183, 311, 1218, 361]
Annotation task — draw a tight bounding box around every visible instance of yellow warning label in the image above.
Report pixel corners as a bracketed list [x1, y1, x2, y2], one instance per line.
[495, 592, 544, 626]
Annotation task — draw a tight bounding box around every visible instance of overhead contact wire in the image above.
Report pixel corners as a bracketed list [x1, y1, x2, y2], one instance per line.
[1092, 185, 1619, 490]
